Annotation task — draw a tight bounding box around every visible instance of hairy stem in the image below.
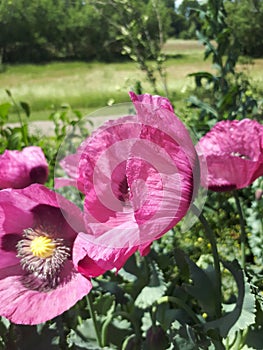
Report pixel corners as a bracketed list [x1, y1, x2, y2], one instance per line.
[233, 191, 246, 269]
[86, 293, 102, 347]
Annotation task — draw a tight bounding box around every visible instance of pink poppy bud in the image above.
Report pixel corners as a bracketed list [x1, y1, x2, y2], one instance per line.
[0, 146, 49, 189]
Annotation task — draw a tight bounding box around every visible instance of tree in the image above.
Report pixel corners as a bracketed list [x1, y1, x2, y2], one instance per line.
[90, 0, 172, 95]
[225, 0, 263, 57]
[188, 0, 260, 126]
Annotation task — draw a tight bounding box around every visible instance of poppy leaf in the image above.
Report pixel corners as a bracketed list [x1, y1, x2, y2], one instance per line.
[135, 261, 167, 309]
[204, 260, 256, 338]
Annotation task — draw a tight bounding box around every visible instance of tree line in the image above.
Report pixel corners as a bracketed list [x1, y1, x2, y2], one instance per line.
[0, 0, 262, 63]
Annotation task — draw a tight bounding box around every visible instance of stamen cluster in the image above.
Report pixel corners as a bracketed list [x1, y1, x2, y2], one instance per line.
[16, 226, 70, 291]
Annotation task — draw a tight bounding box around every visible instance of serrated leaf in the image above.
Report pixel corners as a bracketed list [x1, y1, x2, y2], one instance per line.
[171, 321, 200, 350]
[204, 260, 256, 338]
[141, 312, 152, 334]
[66, 319, 98, 348]
[123, 254, 142, 278]
[135, 262, 167, 309]
[246, 202, 263, 264]
[93, 293, 115, 317]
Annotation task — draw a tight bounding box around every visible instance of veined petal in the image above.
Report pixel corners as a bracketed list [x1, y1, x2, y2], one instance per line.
[0, 147, 48, 189]
[0, 262, 92, 325]
[197, 119, 263, 191]
[73, 232, 137, 277]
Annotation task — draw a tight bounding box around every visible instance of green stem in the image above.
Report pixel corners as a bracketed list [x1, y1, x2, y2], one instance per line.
[101, 315, 113, 347]
[86, 293, 102, 347]
[157, 296, 202, 324]
[9, 94, 28, 146]
[192, 205, 222, 318]
[233, 191, 246, 269]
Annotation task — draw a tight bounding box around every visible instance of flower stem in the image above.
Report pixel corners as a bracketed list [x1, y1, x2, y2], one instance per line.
[8, 92, 28, 146]
[233, 191, 246, 269]
[86, 293, 102, 347]
[192, 204, 222, 318]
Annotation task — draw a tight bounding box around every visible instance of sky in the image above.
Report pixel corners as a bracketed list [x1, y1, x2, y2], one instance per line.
[174, 0, 204, 8]
[174, 0, 184, 7]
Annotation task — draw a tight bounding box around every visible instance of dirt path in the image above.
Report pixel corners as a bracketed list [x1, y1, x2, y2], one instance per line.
[8, 114, 124, 137]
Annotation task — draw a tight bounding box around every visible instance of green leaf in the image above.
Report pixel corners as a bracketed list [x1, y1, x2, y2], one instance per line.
[184, 257, 218, 317]
[135, 261, 167, 309]
[204, 260, 256, 338]
[66, 319, 103, 349]
[174, 248, 190, 282]
[5, 89, 12, 98]
[93, 293, 115, 317]
[156, 303, 178, 331]
[187, 96, 218, 118]
[20, 101, 30, 117]
[13, 322, 60, 350]
[0, 102, 11, 121]
[188, 72, 215, 87]
[246, 202, 263, 265]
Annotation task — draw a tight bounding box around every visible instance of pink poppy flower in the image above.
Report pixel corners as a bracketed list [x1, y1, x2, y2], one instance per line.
[196, 119, 263, 191]
[0, 146, 49, 189]
[56, 92, 198, 250]
[0, 184, 92, 325]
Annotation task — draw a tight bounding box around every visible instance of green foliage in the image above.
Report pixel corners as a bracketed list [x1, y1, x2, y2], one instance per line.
[91, 0, 171, 95]
[0, 0, 263, 344]
[135, 261, 167, 309]
[0, 0, 113, 62]
[225, 0, 263, 58]
[187, 0, 262, 131]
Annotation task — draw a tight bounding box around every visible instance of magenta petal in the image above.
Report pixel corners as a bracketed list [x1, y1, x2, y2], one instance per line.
[73, 232, 138, 277]
[54, 177, 78, 189]
[0, 262, 92, 325]
[0, 191, 34, 235]
[60, 153, 80, 179]
[21, 184, 85, 234]
[197, 119, 263, 191]
[129, 91, 174, 112]
[0, 184, 92, 325]
[0, 147, 48, 189]
[76, 94, 198, 248]
[55, 93, 197, 256]
[55, 153, 83, 191]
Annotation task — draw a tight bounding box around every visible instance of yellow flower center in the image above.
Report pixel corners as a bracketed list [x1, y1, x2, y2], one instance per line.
[30, 236, 56, 258]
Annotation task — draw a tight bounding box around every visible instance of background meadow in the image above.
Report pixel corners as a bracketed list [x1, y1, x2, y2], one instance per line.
[1, 39, 262, 122]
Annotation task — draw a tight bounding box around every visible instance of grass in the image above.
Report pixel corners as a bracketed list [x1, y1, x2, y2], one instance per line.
[0, 39, 262, 122]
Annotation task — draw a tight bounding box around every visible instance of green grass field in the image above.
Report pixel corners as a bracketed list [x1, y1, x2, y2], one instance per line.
[0, 39, 262, 122]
